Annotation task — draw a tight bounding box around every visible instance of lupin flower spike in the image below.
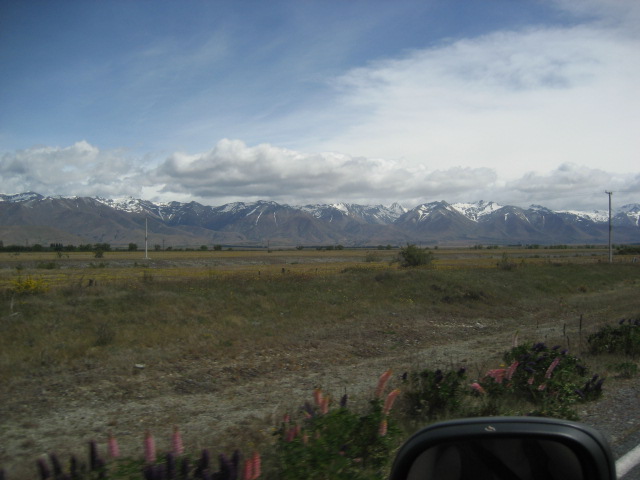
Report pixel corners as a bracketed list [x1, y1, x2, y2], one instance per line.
[379, 419, 388, 437]
[108, 432, 120, 458]
[383, 389, 401, 415]
[375, 369, 393, 398]
[172, 425, 184, 456]
[144, 430, 156, 464]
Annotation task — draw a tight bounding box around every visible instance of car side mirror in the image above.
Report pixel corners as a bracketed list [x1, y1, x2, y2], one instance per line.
[389, 417, 616, 480]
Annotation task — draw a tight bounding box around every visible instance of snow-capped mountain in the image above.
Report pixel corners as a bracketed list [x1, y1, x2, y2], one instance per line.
[0, 193, 638, 246]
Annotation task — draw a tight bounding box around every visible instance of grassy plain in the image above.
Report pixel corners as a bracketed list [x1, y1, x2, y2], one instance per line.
[1, 246, 639, 477]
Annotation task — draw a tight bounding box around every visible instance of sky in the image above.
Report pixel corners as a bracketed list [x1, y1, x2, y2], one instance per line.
[0, 0, 638, 211]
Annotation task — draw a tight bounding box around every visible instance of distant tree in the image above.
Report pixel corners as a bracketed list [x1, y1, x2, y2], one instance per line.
[200, 245, 208, 251]
[128, 243, 138, 251]
[398, 244, 434, 267]
[213, 245, 222, 251]
[154, 244, 162, 251]
[94, 243, 111, 252]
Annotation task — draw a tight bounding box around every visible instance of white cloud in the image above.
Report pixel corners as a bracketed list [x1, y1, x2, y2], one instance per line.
[0, 141, 143, 198]
[149, 139, 498, 206]
[0, 140, 636, 211]
[318, 20, 640, 181]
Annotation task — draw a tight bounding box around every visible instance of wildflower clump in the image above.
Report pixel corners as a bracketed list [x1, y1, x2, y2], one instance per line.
[273, 370, 401, 480]
[588, 318, 640, 358]
[10, 276, 49, 295]
[401, 367, 468, 420]
[472, 342, 603, 420]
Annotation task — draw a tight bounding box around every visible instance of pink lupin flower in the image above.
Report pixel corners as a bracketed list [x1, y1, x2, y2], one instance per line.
[379, 419, 388, 437]
[486, 369, 506, 384]
[320, 395, 330, 414]
[545, 357, 561, 379]
[172, 425, 184, 456]
[313, 388, 323, 407]
[538, 383, 547, 391]
[527, 376, 535, 385]
[244, 458, 254, 480]
[285, 425, 301, 442]
[470, 382, 486, 394]
[250, 451, 261, 479]
[505, 361, 519, 381]
[383, 389, 401, 415]
[144, 430, 156, 464]
[244, 454, 261, 480]
[107, 432, 120, 458]
[375, 369, 393, 398]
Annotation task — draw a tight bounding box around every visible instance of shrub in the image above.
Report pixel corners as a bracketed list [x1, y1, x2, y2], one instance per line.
[401, 367, 467, 420]
[496, 252, 517, 270]
[272, 371, 401, 480]
[397, 244, 433, 267]
[588, 319, 640, 358]
[472, 342, 603, 420]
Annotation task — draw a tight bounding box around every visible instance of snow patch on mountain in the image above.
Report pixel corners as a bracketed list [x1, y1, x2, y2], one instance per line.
[557, 209, 609, 223]
[451, 201, 503, 221]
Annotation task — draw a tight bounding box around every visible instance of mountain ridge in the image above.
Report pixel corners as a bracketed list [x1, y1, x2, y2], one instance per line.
[1, 192, 639, 247]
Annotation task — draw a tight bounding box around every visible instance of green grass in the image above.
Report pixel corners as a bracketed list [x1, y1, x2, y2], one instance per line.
[1, 251, 640, 478]
[2, 262, 639, 380]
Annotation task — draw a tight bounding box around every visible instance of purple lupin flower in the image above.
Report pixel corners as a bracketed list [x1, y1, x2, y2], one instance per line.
[89, 440, 100, 471]
[180, 457, 190, 478]
[70, 455, 79, 479]
[196, 449, 211, 477]
[231, 449, 241, 472]
[49, 453, 63, 477]
[218, 452, 236, 480]
[37, 457, 51, 480]
[165, 452, 176, 478]
[340, 394, 348, 408]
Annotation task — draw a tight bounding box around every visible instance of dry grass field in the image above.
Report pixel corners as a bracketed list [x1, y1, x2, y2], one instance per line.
[1, 246, 639, 478]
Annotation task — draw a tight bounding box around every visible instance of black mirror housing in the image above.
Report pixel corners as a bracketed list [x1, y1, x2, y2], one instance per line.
[390, 417, 616, 480]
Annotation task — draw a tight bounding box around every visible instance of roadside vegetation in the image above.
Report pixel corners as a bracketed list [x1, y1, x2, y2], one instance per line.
[1, 247, 639, 478]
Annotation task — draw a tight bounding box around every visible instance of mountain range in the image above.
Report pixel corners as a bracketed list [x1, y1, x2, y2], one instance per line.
[1, 192, 639, 247]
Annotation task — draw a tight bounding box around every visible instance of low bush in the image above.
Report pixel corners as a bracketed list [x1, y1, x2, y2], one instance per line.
[472, 342, 603, 420]
[271, 371, 401, 480]
[588, 318, 640, 357]
[397, 244, 433, 268]
[401, 367, 468, 420]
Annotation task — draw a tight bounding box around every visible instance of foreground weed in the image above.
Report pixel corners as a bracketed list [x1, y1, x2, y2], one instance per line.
[401, 367, 467, 420]
[588, 318, 640, 358]
[9, 276, 49, 295]
[472, 342, 603, 420]
[271, 371, 401, 480]
[18, 428, 260, 480]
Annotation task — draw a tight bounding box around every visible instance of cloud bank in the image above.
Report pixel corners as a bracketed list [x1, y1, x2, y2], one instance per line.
[0, 140, 636, 211]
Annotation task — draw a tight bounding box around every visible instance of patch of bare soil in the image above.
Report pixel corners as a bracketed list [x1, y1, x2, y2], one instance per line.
[0, 295, 636, 479]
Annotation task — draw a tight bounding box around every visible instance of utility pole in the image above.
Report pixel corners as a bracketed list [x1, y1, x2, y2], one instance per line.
[144, 217, 150, 260]
[605, 191, 613, 263]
